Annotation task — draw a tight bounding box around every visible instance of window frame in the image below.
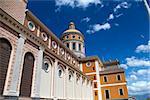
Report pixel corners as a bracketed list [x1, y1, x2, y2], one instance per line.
[116, 74, 121, 81]
[103, 76, 108, 82]
[105, 89, 110, 99]
[118, 88, 124, 96]
[72, 42, 76, 50]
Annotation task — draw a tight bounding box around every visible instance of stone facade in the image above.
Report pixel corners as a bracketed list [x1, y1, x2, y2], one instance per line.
[0, 0, 128, 100]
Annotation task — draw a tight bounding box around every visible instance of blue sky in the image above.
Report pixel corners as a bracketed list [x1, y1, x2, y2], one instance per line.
[27, 0, 150, 97]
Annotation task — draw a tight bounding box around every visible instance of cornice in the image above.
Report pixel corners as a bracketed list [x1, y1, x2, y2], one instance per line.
[0, 8, 91, 81]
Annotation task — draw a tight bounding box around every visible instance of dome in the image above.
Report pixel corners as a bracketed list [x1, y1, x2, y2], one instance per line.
[62, 22, 84, 38]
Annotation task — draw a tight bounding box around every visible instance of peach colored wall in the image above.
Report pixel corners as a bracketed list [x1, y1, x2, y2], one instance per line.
[100, 72, 126, 85]
[82, 60, 96, 73]
[101, 85, 128, 100]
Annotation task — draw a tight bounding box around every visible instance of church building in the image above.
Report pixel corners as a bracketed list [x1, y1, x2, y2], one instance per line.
[0, 0, 128, 100]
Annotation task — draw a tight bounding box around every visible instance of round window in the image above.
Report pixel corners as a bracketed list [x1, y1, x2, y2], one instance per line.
[73, 60, 76, 64]
[28, 21, 35, 31]
[67, 54, 71, 60]
[66, 35, 69, 39]
[58, 68, 63, 78]
[86, 62, 91, 67]
[69, 72, 73, 81]
[60, 48, 65, 55]
[43, 61, 50, 73]
[52, 41, 57, 49]
[69, 74, 72, 81]
[78, 36, 80, 39]
[41, 32, 48, 41]
[72, 35, 75, 38]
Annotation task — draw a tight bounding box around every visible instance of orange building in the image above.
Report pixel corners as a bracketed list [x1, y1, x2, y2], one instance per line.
[0, 0, 128, 100]
[80, 57, 128, 100]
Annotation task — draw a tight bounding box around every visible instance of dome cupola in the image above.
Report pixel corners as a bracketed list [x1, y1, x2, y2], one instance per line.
[61, 22, 86, 58]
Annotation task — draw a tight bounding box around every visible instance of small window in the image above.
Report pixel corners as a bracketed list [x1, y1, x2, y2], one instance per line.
[78, 36, 80, 39]
[105, 90, 110, 99]
[79, 43, 81, 51]
[72, 42, 76, 50]
[119, 89, 124, 95]
[72, 35, 75, 38]
[43, 62, 50, 72]
[104, 76, 108, 82]
[66, 35, 69, 39]
[94, 76, 96, 80]
[28, 21, 35, 31]
[93, 67, 95, 70]
[69, 74, 72, 81]
[95, 92, 97, 96]
[86, 62, 91, 67]
[117, 74, 121, 81]
[58, 67, 63, 78]
[94, 83, 97, 88]
[66, 43, 69, 48]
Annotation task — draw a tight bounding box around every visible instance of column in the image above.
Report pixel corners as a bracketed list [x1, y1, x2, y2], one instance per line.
[76, 42, 78, 51]
[9, 34, 26, 96]
[50, 59, 57, 98]
[73, 72, 76, 99]
[65, 67, 69, 100]
[53, 59, 58, 99]
[95, 61, 102, 100]
[32, 46, 44, 97]
[69, 42, 72, 50]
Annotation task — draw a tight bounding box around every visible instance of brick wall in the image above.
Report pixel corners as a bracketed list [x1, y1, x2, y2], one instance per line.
[0, 0, 27, 24]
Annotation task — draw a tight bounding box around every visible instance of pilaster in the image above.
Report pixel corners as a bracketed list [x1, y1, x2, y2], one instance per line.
[31, 46, 44, 98]
[8, 34, 26, 96]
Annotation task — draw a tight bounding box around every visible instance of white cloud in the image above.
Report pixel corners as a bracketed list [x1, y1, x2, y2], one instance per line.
[135, 40, 150, 53]
[55, 0, 101, 8]
[130, 75, 138, 80]
[116, 13, 123, 18]
[87, 23, 111, 34]
[93, 23, 111, 31]
[114, 2, 131, 12]
[128, 81, 150, 95]
[114, 23, 119, 26]
[81, 17, 90, 22]
[126, 56, 150, 67]
[107, 13, 114, 20]
[120, 64, 128, 69]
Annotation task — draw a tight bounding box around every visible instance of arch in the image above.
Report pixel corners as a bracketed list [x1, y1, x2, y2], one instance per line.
[43, 57, 53, 73]
[0, 38, 12, 95]
[20, 52, 35, 97]
[57, 64, 65, 78]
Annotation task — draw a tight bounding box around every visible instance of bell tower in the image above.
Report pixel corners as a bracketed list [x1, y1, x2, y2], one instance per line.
[61, 22, 86, 58]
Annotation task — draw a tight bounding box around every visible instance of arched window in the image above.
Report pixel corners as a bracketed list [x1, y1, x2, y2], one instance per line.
[42, 58, 52, 73]
[20, 52, 34, 97]
[78, 43, 81, 51]
[72, 42, 76, 50]
[58, 65, 64, 78]
[68, 71, 73, 81]
[66, 43, 69, 48]
[0, 38, 12, 95]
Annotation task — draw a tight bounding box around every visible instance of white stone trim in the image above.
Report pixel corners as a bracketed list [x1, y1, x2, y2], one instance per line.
[95, 61, 102, 100]
[9, 34, 26, 96]
[101, 82, 126, 87]
[32, 46, 44, 97]
[85, 72, 96, 75]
